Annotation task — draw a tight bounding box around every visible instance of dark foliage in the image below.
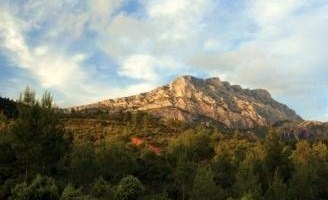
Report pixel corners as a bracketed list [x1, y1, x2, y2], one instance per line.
[0, 97, 18, 118]
[0, 88, 328, 199]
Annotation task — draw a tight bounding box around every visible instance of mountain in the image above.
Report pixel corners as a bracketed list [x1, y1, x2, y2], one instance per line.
[69, 75, 302, 129]
[275, 120, 328, 139]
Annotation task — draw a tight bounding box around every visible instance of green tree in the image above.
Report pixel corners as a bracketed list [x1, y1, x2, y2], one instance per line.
[68, 140, 96, 186]
[172, 158, 197, 200]
[115, 175, 145, 200]
[136, 148, 170, 190]
[240, 192, 256, 200]
[311, 142, 328, 199]
[264, 169, 287, 200]
[90, 177, 113, 200]
[212, 138, 251, 191]
[60, 184, 92, 200]
[11, 182, 29, 200]
[264, 130, 282, 173]
[40, 91, 53, 109]
[288, 141, 318, 200]
[190, 165, 224, 200]
[0, 97, 18, 118]
[141, 192, 171, 200]
[234, 153, 263, 200]
[0, 116, 16, 180]
[10, 88, 68, 178]
[11, 174, 59, 200]
[168, 129, 213, 162]
[18, 87, 36, 106]
[264, 129, 291, 184]
[95, 141, 136, 182]
[0, 178, 16, 199]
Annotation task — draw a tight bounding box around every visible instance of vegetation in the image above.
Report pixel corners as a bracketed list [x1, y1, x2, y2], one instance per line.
[0, 88, 328, 199]
[0, 96, 17, 118]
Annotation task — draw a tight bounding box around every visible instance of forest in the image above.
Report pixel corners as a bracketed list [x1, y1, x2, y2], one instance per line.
[0, 88, 327, 200]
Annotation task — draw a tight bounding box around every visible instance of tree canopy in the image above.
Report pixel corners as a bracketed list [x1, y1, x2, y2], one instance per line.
[0, 87, 327, 199]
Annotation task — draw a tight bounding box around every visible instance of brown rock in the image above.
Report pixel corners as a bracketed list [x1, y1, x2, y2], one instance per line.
[70, 75, 302, 129]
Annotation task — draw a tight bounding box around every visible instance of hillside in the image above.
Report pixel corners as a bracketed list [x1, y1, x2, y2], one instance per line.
[69, 75, 302, 129]
[1, 85, 328, 200]
[0, 97, 17, 118]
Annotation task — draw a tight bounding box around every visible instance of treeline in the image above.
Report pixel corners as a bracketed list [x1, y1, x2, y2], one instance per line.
[0, 96, 18, 118]
[0, 88, 328, 200]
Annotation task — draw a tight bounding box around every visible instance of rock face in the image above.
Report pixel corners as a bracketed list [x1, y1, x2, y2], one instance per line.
[276, 120, 328, 139]
[71, 75, 302, 129]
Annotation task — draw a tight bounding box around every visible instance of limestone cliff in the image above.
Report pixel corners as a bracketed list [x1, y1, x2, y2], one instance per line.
[70, 75, 302, 129]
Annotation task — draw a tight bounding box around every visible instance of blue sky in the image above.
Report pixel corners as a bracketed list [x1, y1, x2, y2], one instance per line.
[0, 0, 327, 121]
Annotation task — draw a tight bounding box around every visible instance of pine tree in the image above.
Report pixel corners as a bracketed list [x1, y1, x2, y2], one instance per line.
[190, 166, 224, 200]
[172, 157, 197, 200]
[91, 177, 113, 199]
[10, 88, 68, 178]
[68, 140, 96, 186]
[288, 141, 317, 200]
[60, 184, 92, 200]
[95, 141, 136, 182]
[264, 169, 287, 200]
[312, 142, 328, 199]
[11, 174, 59, 200]
[115, 175, 145, 200]
[234, 153, 262, 199]
[264, 130, 282, 175]
[0, 114, 16, 180]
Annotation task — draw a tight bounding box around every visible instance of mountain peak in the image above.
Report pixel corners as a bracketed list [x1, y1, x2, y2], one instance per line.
[170, 75, 201, 88]
[171, 75, 222, 85]
[173, 75, 198, 81]
[71, 76, 302, 129]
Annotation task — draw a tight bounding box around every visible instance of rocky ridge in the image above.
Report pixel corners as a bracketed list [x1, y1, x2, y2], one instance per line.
[70, 75, 302, 129]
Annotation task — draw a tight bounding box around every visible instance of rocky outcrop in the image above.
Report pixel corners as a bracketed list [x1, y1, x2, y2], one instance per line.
[275, 120, 328, 139]
[70, 75, 302, 129]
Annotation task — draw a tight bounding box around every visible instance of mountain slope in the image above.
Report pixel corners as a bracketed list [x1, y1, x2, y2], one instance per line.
[70, 75, 302, 129]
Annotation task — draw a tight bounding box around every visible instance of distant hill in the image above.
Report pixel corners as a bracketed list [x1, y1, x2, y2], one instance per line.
[0, 96, 17, 118]
[69, 75, 302, 129]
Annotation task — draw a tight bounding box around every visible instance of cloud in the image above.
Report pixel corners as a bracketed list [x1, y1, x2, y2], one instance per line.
[249, 0, 306, 27]
[0, 10, 113, 106]
[0, 11, 86, 88]
[0, 0, 327, 120]
[222, 3, 327, 92]
[147, 0, 208, 19]
[119, 54, 158, 81]
[146, 0, 212, 42]
[191, 1, 328, 120]
[118, 54, 184, 81]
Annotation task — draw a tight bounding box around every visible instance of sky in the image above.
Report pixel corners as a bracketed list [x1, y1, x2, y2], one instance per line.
[0, 0, 327, 121]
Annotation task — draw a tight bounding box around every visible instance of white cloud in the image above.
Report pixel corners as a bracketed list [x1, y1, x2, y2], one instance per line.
[148, 0, 189, 18]
[19, 0, 126, 41]
[124, 83, 158, 96]
[0, 13, 30, 68]
[146, 0, 211, 41]
[0, 0, 327, 120]
[147, 0, 210, 19]
[119, 54, 183, 81]
[250, 0, 306, 27]
[0, 10, 96, 106]
[188, 2, 328, 120]
[119, 54, 158, 81]
[0, 11, 86, 88]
